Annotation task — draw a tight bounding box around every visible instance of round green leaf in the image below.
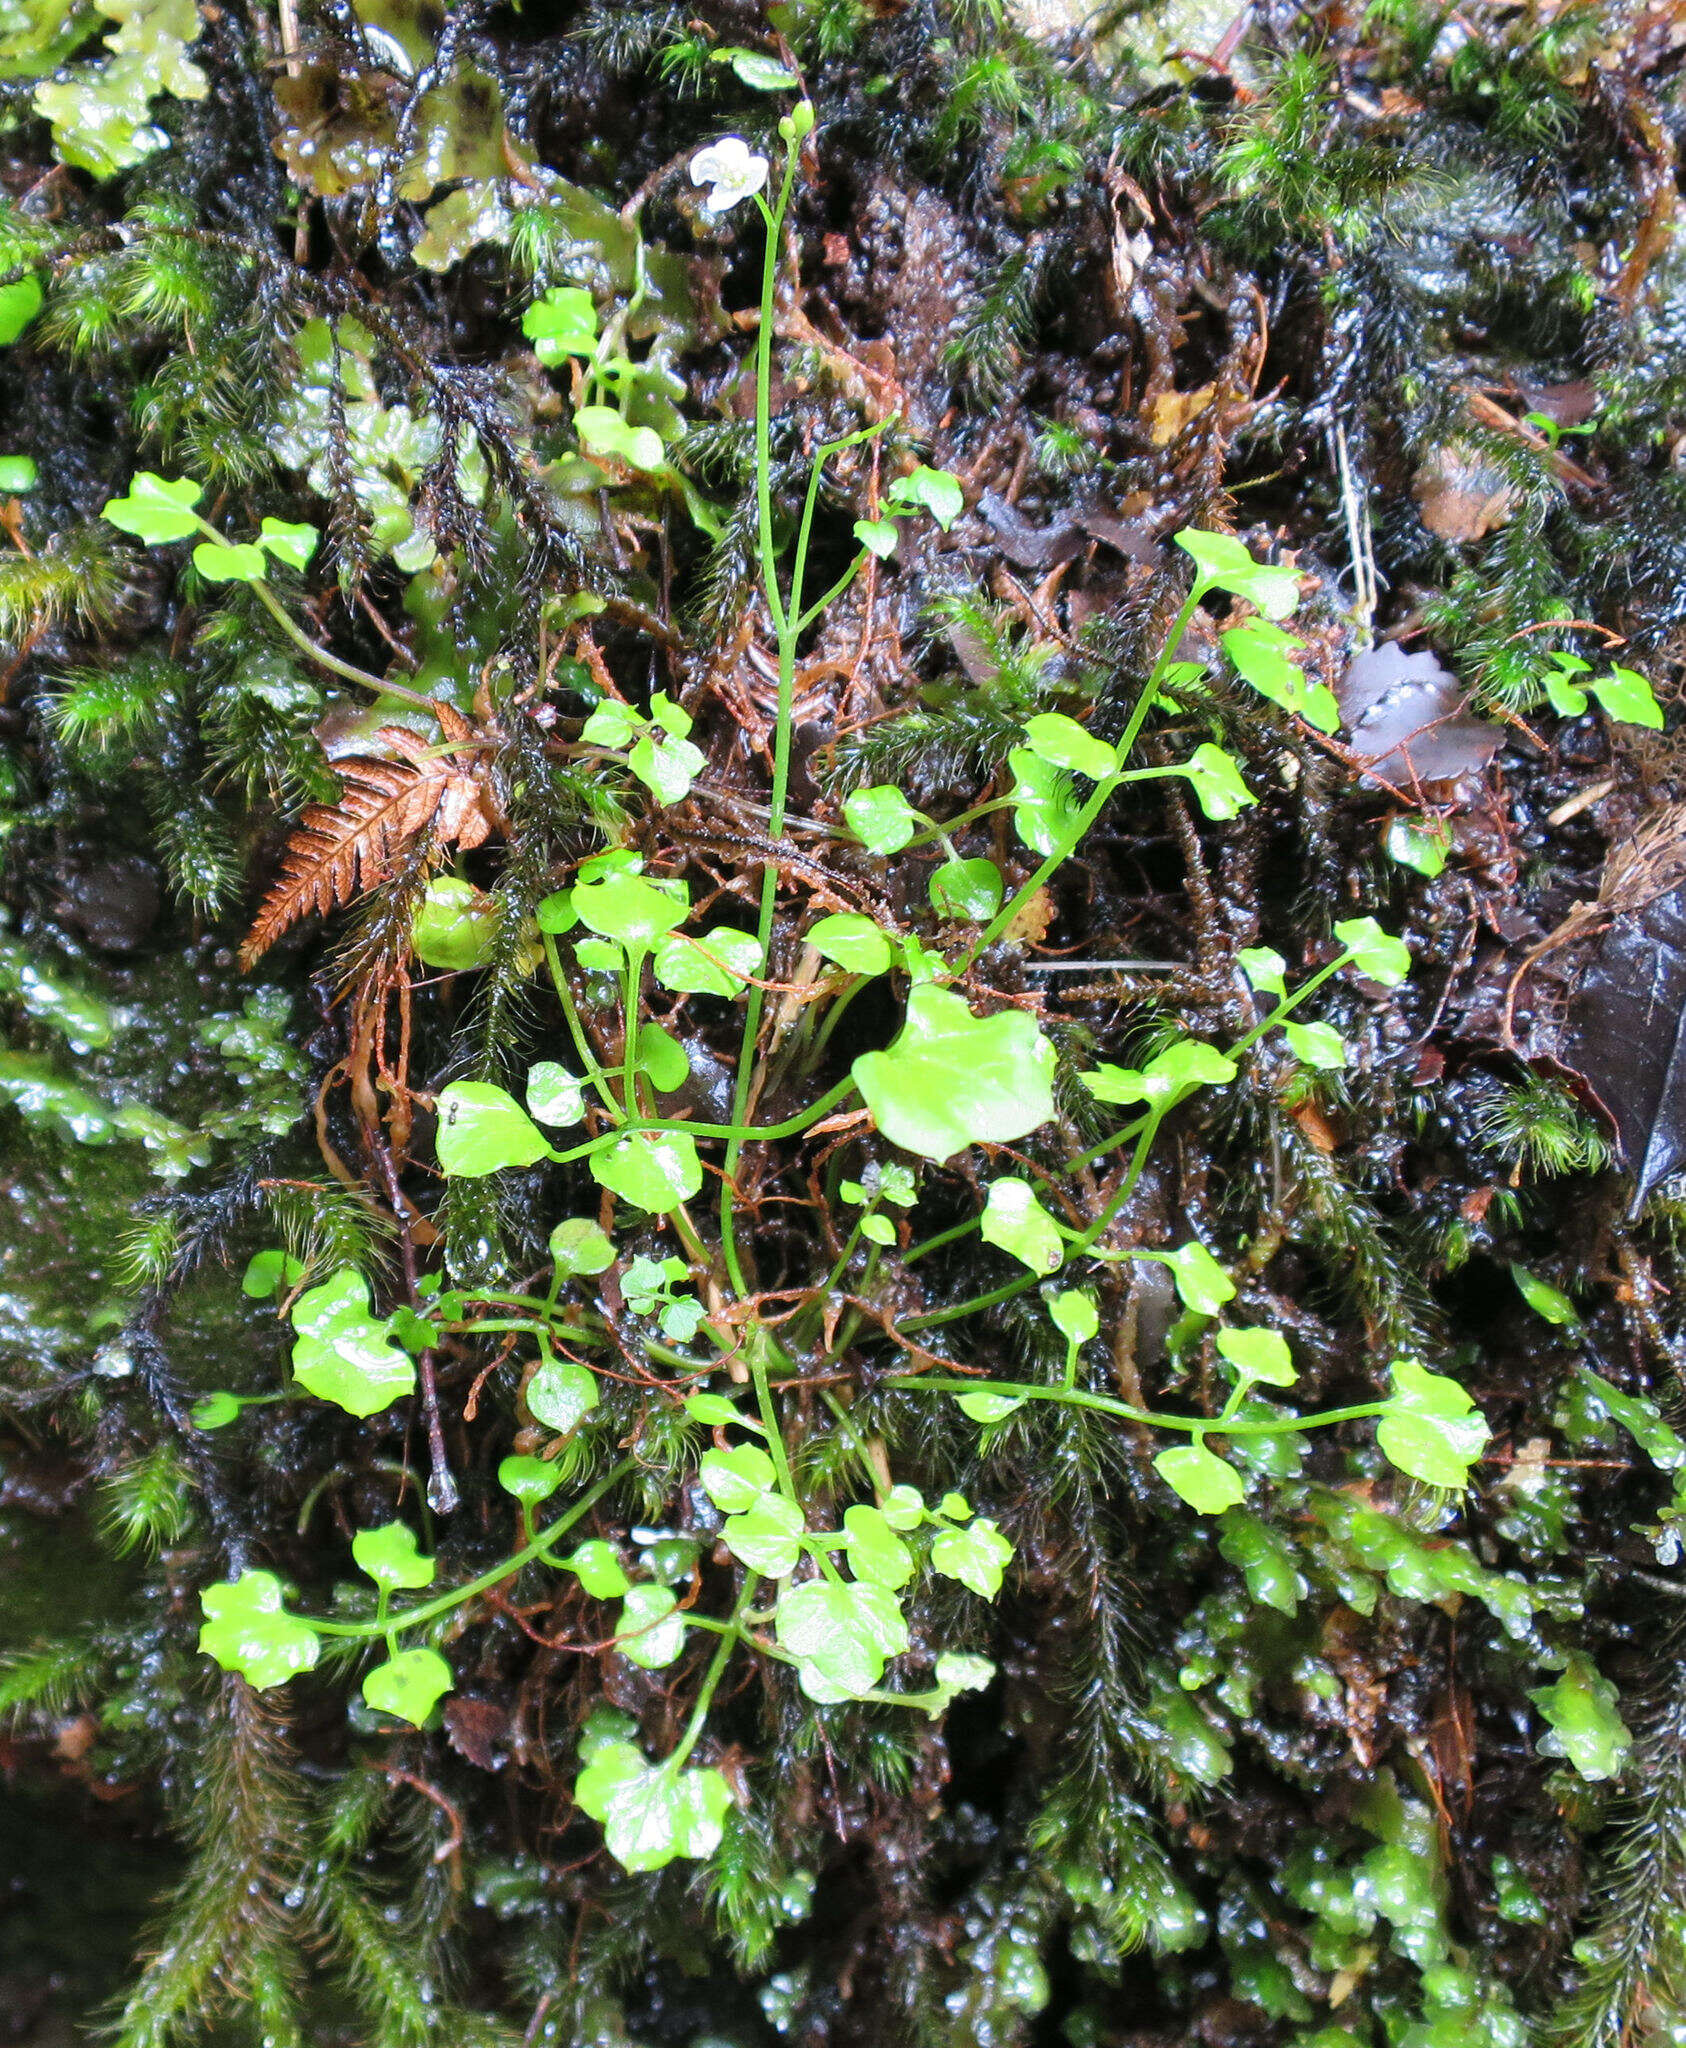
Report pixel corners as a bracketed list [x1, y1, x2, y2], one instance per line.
[0, 273, 43, 346]
[1152, 1240, 1236, 1315]
[722, 1493, 805, 1576]
[934, 1651, 996, 1698]
[844, 785, 919, 855]
[808, 912, 893, 976]
[617, 1583, 686, 1668]
[191, 1391, 242, 1430]
[575, 1741, 733, 1872]
[103, 471, 204, 544]
[192, 539, 268, 584]
[776, 1577, 909, 1696]
[955, 1388, 1026, 1423]
[1007, 748, 1083, 855]
[842, 1504, 914, 1589]
[1215, 1326, 1295, 1388]
[684, 1391, 745, 1429]
[1182, 743, 1256, 821]
[1023, 712, 1118, 780]
[1385, 816, 1451, 878]
[573, 870, 687, 945]
[498, 1454, 563, 1506]
[1283, 1021, 1348, 1070]
[886, 465, 964, 530]
[575, 404, 665, 472]
[1082, 1040, 1236, 1109]
[881, 1484, 925, 1530]
[536, 889, 576, 934]
[1237, 947, 1287, 997]
[581, 699, 641, 749]
[591, 1129, 702, 1213]
[1222, 621, 1337, 733]
[634, 1020, 691, 1093]
[198, 1571, 321, 1689]
[0, 455, 37, 492]
[290, 1269, 415, 1418]
[527, 1360, 600, 1434]
[1154, 1443, 1246, 1515]
[1376, 1360, 1489, 1490]
[717, 45, 799, 88]
[363, 1646, 453, 1728]
[929, 1516, 1014, 1596]
[980, 1177, 1064, 1274]
[852, 984, 1057, 1163]
[1173, 528, 1258, 585]
[1590, 665, 1663, 730]
[629, 731, 705, 805]
[929, 857, 1003, 921]
[1049, 1289, 1099, 1344]
[700, 1442, 777, 1513]
[1332, 917, 1411, 987]
[540, 1223, 613, 1289]
[526, 1061, 585, 1128]
[653, 927, 760, 996]
[523, 284, 599, 364]
[352, 1521, 436, 1592]
[565, 1539, 632, 1598]
[411, 877, 496, 972]
[242, 1249, 304, 1296]
[854, 517, 897, 558]
[436, 1082, 551, 1176]
[257, 517, 319, 572]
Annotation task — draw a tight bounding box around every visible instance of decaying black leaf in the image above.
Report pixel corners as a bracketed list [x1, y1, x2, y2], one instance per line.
[1569, 880, 1686, 1206]
[1340, 641, 1505, 789]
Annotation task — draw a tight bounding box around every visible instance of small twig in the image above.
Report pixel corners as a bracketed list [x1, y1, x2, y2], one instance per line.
[377, 1765, 465, 1869]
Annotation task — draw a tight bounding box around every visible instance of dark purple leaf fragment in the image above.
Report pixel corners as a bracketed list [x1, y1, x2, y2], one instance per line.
[1339, 643, 1504, 790]
[1567, 881, 1686, 1205]
[978, 491, 1084, 569]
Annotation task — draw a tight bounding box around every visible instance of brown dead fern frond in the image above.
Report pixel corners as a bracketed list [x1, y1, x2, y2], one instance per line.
[240, 708, 501, 967]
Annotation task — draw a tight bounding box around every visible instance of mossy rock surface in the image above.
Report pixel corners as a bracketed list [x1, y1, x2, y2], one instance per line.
[3, 3, 1686, 2045]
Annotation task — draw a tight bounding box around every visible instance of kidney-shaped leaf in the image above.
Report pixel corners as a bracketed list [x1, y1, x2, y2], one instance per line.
[1376, 1360, 1488, 1490]
[573, 871, 687, 946]
[591, 1129, 703, 1213]
[929, 1517, 1014, 1596]
[352, 1521, 436, 1592]
[198, 1571, 321, 1689]
[616, 1584, 686, 1669]
[526, 1360, 600, 1434]
[722, 1493, 805, 1576]
[290, 1269, 415, 1418]
[777, 1577, 909, 1697]
[1154, 1443, 1246, 1515]
[363, 1647, 453, 1728]
[575, 1740, 734, 1873]
[853, 986, 1056, 1163]
[103, 471, 203, 544]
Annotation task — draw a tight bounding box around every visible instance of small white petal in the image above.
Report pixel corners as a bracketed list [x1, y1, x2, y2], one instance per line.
[689, 136, 768, 212]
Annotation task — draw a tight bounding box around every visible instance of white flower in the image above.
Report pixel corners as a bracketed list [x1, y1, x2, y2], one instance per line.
[689, 137, 769, 213]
